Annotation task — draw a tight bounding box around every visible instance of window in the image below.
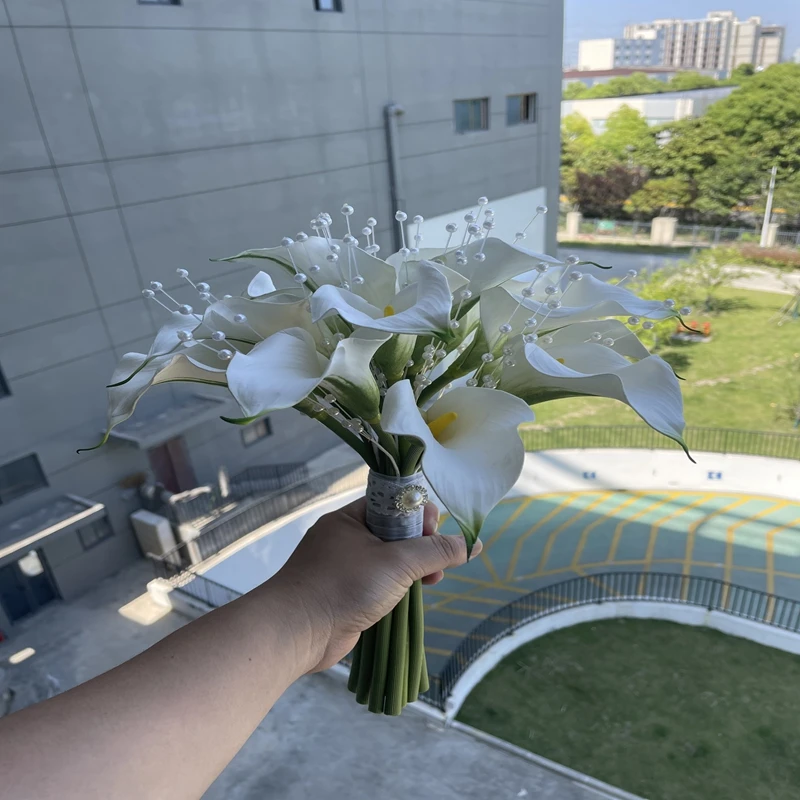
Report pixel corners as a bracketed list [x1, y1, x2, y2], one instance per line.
[315, 0, 343, 10]
[506, 93, 537, 126]
[454, 98, 489, 133]
[0, 364, 9, 398]
[138, 1, 181, 5]
[241, 417, 273, 447]
[0, 454, 47, 505]
[77, 518, 114, 551]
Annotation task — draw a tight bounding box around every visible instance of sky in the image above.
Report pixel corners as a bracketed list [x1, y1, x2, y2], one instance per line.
[563, 1, 799, 66]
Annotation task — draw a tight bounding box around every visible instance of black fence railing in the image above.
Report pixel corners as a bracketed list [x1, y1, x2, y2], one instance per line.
[156, 464, 369, 575]
[153, 566, 800, 713]
[426, 571, 800, 710]
[167, 463, 309, 525]
[521, 425, 800, 461]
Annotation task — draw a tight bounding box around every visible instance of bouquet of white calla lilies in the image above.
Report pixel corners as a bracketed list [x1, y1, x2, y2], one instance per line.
[83, 200, 690, 716]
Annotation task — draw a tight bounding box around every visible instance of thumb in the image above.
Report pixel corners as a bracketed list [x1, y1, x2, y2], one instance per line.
[388, 534, 483, 583]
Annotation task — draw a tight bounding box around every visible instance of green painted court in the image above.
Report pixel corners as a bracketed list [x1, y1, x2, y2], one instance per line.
[422, 491, 800, 672]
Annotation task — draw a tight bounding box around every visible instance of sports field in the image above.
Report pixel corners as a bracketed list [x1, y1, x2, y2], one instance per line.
[423, 491, 800, 670]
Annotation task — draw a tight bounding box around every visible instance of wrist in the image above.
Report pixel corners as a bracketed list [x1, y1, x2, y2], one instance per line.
[251, 572, 334, 677]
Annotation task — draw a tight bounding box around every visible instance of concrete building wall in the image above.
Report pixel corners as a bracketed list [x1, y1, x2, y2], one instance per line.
[0, 0, 564, 583]
[756, 26, 785, 68]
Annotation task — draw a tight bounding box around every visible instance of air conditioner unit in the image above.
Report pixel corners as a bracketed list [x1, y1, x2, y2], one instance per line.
[130, 510, 176, 558]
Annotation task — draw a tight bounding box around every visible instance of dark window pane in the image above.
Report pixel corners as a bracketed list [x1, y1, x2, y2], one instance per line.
[0, 454, 47, 505]
[315, 0, 342, 10]
[507, 95, 522, 126]
[0, 364, 9, 398]
[77, 519, 114, 551]
[454, 98, 489, 133]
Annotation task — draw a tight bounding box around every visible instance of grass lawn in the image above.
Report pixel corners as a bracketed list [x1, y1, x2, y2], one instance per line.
[457, 619, 800, 800]
[530, 287, 800, 433]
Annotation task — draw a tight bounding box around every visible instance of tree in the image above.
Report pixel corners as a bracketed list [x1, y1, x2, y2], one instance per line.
[669, 72, 722, 91]
[582, 72, 667, 99]
[728, 63, 755, 83]
[596, 105, 657, 165]
[563, 81, 589, 100]
[625, 177, 692, 217]
[706, 63, 800, 176]
[678, 248, 744, 313]
[561, 112, 596, 169]
[573, 165, 645, 218]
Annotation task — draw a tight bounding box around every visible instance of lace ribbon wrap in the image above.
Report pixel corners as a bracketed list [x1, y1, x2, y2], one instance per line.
[365, 471, 428, 542]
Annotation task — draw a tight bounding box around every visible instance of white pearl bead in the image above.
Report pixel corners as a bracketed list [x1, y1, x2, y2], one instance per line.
[367, 217, 377, 227]
[177, 330, 193, 342]
[591, 332, 603, 341]
[535, 262, 549, 273]
[545, 285, 557, 295]
[196, 282, 210, 293]
[499, 323, 512, 334]
[569, 271, 583, 282]
[281, 237, 294, 247]
[445, 222, 458, 233]
[477, 196, 489, 205]
[212, 330, 226, 341]
[326, 253, 339, 263]
[628, 316, 640, 326]
[233, 313, 247, 324]
[566, 255, 580, 266]
[309, 264, 321, 273]
[664, 299, 676, 308]
[296, 232, 308, 242]
[176, 268, 189, 278]
[352, 275, 365, 285]
[142, 289, 155, 299]
[413, 215, 424, 224]
[473, 252, 486, 262]
[149, 281, 163, 291]
[294, 273, 308, 284]
[523, 333, 538, 344]
[449, 319, 460, 330]
[341, 204, 354, 216]
[466, 378, 478, 387]
[515, 232, 526, 240]
[199, 292, 211, 301]
[680, 306, 692, 315]
[536, 205, 548, 214]
[603, 337, 615, 347]
[217, 349, 233, 361]
[642, 321, 654, 330]
[522, 287, 534, 298]
[362, 227, 372, 236]
[460, 289, 473, 300]
[481, 353, 495, 363]
[178, 304, 193, 315]
[395, 210, 407, 221]
[627, 269, 638, 278]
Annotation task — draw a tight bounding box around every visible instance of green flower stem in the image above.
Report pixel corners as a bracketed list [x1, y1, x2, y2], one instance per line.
[384, 590, 410, 716]
[407, 579, 425, 702]
[368, 611, 393, 714]
[419, 649, 430, 694]
[400, 441, 425, 476]
[347, 637, 362, 693]
[355, 623, 377, 705]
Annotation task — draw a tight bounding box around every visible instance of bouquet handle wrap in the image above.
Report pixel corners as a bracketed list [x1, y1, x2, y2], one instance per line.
[348, 470, 430, 714]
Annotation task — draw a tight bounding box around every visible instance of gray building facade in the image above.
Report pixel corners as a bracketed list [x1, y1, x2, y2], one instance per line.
[0, 0, 563, 632]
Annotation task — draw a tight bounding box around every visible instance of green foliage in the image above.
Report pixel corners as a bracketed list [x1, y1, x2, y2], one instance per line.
[563, 81, 588, 100]
[573, 166, 645, 219]
[561, 63, 800, 223]
[626, 177, 692, 217]
[669, 71, 722, 91]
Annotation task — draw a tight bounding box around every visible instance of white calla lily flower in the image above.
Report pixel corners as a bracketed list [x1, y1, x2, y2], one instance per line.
[226, 327, 390, 423]
[247, 271, 276, 298]
[500, 339, 689, 455]
[515, 273, 677, 327]
[311, 262, 453, 338]
[215, 237, 396, 308]
[381, 380, 534, 549]
[82, 349, 227, 450]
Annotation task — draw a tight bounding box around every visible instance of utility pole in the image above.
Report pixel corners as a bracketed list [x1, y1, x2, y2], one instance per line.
[760, 165, 778, 248]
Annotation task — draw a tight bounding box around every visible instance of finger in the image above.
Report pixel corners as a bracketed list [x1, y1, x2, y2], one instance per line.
[340, 497, 367, 524]
[422, 570, 444, 585]
[391, 533, 475, 582]
[422, 502, 440, 536]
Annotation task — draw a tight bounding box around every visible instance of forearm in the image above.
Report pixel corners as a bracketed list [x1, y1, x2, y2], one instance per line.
[0, 578, 322, 800]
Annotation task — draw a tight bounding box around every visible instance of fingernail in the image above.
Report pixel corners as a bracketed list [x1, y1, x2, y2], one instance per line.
[468, 539, 483, 560]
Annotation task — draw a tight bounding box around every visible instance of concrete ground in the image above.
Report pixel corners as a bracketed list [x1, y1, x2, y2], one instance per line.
[0, 561, 608, 800]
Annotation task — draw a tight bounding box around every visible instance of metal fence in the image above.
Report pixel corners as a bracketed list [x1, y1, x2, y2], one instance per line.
[426, 571, 800, 710]
[167, 463, 309, 526]
[154, 566, 800, 712]
[564, 218, 800, 249]
[156, 463, 369, 575]
[520, 425, 800, 461]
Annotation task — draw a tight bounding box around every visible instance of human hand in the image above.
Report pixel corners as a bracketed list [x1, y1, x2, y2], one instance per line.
[268, 499, 482, 672]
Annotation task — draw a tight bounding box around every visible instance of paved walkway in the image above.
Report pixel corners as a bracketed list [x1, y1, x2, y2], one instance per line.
[424, 491, 800, 672]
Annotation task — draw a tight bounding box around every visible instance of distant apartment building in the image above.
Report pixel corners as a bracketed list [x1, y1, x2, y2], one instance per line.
[577, 32, 665, 71]
[563, 66, 726, 92]
[622, 11, 785, 74]
[0, 1, 564, 633]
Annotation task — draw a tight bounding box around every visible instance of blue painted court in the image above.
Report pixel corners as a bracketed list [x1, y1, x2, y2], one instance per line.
[423, 491, 800, 671]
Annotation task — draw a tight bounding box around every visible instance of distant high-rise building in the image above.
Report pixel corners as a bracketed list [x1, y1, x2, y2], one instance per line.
[794, 48, 800, 64]
[621, 12, 785, 74]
